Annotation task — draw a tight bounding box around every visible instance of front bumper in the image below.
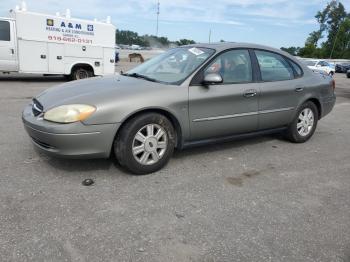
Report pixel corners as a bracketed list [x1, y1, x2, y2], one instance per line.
[22, 104, 120, 159]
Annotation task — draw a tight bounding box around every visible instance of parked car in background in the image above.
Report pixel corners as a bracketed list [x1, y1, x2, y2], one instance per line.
[303, 60, 335, 76]
[335, 62, 350, 73]
[131, 44, 142, 50]
[347, 70, 350, 78]
[22, 43, 336, 175]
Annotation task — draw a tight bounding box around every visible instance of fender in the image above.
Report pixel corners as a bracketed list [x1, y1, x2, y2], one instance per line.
[294, 95, 322, 120]
[117, 106, 188, 149]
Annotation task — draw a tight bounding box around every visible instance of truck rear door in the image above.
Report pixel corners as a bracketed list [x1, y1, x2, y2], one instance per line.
[0, 20, 18, 72]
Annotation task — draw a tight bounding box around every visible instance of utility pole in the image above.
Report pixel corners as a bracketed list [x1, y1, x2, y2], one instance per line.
[329, 0, 342, 59]
[330, 30, 339, 59]
[156, 0, 160, 37]
[209, 29, 211, 43]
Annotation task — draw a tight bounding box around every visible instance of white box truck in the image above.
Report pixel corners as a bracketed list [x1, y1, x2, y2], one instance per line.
[0, 3, 116, 80]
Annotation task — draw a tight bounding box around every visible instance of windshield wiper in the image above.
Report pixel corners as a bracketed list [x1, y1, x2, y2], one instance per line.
[123, 73, 158, 83]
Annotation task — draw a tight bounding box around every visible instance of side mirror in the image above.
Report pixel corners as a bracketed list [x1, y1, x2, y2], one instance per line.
[203, 73, 223, 85]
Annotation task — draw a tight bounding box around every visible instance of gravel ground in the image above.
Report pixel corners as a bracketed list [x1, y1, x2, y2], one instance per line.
[0, 71, 349, 262]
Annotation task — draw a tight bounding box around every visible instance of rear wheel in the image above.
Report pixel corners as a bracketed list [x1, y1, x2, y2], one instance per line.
[114, 113, 176, 175]
[71, 67, 94, 80]
[285, 101, 318, 143]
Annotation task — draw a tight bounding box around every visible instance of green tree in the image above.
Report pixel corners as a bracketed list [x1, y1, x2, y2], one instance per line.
[324, 1, 347, 58]
[280, 46, 301, 56]
[300, 1, 350, 59]
[176, 39, 196, 46]
[115, 30, 148, 46]
[336, 18, 350, 58]
[116, 30, 196, 48]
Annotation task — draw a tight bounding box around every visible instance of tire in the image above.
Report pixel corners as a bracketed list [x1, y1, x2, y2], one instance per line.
[285, 101, 319, 143]
[114, 113, 176, 175]
[71, 67, 94, 81]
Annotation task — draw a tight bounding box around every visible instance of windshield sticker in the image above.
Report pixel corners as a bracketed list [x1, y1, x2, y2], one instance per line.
[188, 47, 204, 56]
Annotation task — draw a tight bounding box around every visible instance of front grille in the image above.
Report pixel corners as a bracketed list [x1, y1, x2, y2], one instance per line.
[32, 99, 44, 116]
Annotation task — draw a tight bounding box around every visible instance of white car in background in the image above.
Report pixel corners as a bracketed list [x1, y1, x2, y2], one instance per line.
[303, 60, 335, 76]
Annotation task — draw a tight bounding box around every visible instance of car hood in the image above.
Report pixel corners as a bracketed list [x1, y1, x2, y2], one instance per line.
[36, 75, 168, 110]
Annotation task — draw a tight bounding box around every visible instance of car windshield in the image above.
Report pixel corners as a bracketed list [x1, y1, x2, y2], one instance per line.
[126, 47, 215, 85]
[304, 60, 317, 66]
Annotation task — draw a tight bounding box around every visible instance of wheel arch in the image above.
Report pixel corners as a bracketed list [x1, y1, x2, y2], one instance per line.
[300, 97, 322, 120]
[114, 108, 184, 150]
[68, 63, 95, 76]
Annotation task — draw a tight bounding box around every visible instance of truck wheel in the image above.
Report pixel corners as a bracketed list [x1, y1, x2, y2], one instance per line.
[285, 101, 318, 143]
[114, 113, 176, 175]
[71, 67, 94, 80]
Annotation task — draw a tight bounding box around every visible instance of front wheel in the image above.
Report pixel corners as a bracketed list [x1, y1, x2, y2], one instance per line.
[285, 101, 318, 143]
[114, 113, 176, 175]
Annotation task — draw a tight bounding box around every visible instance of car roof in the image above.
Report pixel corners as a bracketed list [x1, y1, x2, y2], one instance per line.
[188, 42, 283, 52]
[185, 42, 301, 63]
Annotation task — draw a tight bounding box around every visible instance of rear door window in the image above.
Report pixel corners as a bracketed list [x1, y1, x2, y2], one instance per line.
[289, 60, 303, 78]
[0, 21, 10, 41]
[255, 50, 294, 81]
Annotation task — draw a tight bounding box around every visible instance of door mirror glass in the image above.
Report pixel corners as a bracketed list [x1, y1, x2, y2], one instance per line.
[203, 73, 223, 84]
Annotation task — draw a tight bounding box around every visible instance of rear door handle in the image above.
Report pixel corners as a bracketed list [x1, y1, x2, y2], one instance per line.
[295, 87, 304, 92]
[243, 89, 257, 98]
[10, 48, 14, 55]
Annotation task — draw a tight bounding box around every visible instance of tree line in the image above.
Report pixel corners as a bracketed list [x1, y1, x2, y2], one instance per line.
[281, 0, 350, 59]
[115, 30, 195, 47]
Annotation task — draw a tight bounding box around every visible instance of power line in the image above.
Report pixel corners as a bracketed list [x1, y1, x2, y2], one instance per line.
[156, 0, 160, 37]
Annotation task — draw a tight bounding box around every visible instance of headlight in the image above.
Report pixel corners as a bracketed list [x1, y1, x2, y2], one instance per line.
[44, 104, 96, 123]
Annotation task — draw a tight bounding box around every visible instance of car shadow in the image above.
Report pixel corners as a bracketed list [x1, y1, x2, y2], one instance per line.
[42, 133, 286, 175]
[173, 133, 286, 159]
[0, 75, 66, 82]
[43, 150, 130, 177]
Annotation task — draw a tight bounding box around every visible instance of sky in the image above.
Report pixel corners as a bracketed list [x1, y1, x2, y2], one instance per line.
[1, 0, 350, 48]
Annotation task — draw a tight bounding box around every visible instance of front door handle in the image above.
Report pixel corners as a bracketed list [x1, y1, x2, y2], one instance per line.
[243, 89, 257, 98]
[10, 48, 14, 55]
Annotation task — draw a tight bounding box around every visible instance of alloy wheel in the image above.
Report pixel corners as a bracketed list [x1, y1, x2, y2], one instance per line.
[297, 108, 314, 137]
[132, 124, 168, 165]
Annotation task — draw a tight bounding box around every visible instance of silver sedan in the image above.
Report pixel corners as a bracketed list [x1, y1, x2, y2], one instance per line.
[22, 43, 336, 174]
